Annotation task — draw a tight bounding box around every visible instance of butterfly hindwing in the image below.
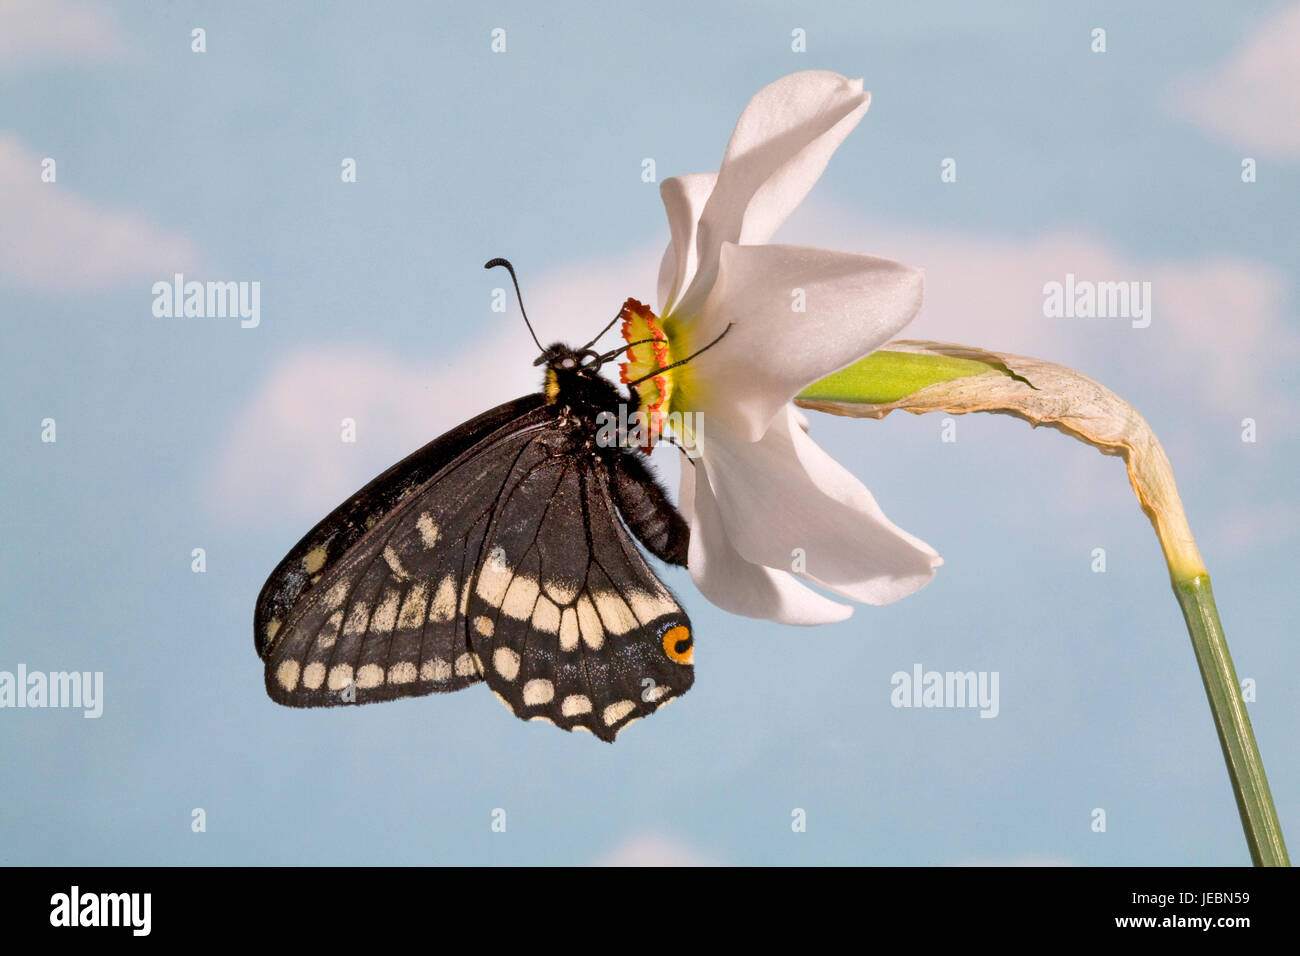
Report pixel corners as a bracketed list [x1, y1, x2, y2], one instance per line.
[466, 452, 693, 741]
[257, 392, 694, 741]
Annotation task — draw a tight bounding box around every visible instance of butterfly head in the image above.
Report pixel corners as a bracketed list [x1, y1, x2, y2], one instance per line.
[536, 343, 616, 406]
[534, 342, 603, 372]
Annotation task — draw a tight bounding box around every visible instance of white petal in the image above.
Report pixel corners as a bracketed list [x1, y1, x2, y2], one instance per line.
[675, 71, 870, 317]
[683, 242, 924, 441]
[657, 173, 717, 315]
[656, 240, 676, 320]
[790, 405, 811, 433]
[700, 407, 940, 606]
[679, 457, 853, 625]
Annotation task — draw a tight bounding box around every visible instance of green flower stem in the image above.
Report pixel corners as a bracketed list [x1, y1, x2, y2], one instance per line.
[1175, 575, 1288, 865]
[799, 342, 1289, 865]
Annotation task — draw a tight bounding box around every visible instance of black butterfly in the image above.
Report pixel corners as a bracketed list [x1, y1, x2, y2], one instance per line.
[254, 259, 724, 741]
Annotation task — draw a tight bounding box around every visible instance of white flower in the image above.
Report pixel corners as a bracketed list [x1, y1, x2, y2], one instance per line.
[618, 70, 941, 624]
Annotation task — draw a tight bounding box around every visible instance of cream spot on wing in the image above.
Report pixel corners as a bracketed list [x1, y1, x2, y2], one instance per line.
[474, 615, 495, 638]
[459, 579, 471, 617]
[576, 595, 604, 650]
[493, 647, 520, 681]
[627, 588, 677, 624]
[302, 661, 325, 689]
[276, 660, 300, 691]
[501, 574, 540, 621]
[302, 546, 327, 574]
[473, 653, 484, 675]
[561, 694, 592, 717]
[429, 576, 457, 623]
[388, 661, 417, 684]
[397, 584, 428, 630]
[454, 653, 478, 678]
[416, 512, 440, 549]
[522, 678, 554, 706]
[529, 715, 554, 725]
[370, 589, 400, 634]
[571, 724, 593, 735]
[421, 658, 452, 681]
[327, 664, 353, 691]
[382, 546, 410, 582]
[343, 601, 371, 636]
[532, 595, 560, 634]
[602, 700, 635, 726]
[475, 558, 513, 606]
[325, 579, 349, 610]
[543, 578, 578, 605]
[559, 608, 579, 652]
[493, 691, 515, 715]
[644, 683, 669, 702]
[265, 618, 281, 642]
[594, 590, 637, 636]
[356, 663, 383, 689]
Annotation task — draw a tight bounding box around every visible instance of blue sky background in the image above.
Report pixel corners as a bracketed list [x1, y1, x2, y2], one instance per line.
[1, 0, 1297, 865]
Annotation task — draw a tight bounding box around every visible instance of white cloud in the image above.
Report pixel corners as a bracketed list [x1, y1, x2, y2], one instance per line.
[0, 135, 199, 289]
[592, 833, 722, 867]
[904, 235, 1291, 415]
[0, 0, 127, 66]
[781, 205, 1296, 418]
[1205, 499, 1300, 557]
[208, 246, 662, 523]
[1169, 3, 1300, 158]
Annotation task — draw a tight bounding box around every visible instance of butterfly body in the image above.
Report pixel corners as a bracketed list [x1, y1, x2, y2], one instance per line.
[255, 341, 694, 741]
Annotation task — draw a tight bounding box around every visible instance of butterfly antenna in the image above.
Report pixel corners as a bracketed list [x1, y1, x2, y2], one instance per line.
[626, 324, 734, 387]
[596, 336, 663, 364]
[484, 257, 543, 352]
[580, 309, 625, 352]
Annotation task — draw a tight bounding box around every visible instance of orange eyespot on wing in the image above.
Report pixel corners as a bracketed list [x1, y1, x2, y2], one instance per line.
[662, 624, 693, 665]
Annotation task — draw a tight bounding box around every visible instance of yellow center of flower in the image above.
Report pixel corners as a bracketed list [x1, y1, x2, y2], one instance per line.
[617, 298, 674, 448]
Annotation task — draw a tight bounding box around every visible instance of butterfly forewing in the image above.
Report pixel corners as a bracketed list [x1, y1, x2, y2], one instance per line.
[254, 395, 545, 658]
[259, 402, 554, 706]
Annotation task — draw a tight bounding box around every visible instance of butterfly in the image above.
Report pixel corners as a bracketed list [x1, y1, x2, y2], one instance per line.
[254, 259, 726, 741]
